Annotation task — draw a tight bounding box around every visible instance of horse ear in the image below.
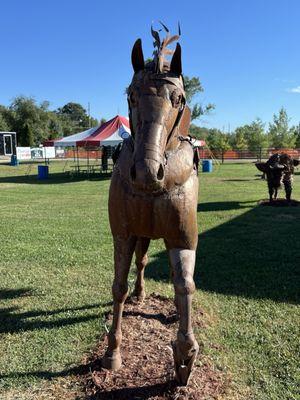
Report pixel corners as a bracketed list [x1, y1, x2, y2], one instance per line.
[255, 162, 268, 173]
[178, 105, 191, 136]
[131, 39, 145, 73]
[293, 159, 299, 166]
[170, 43, 182, 75]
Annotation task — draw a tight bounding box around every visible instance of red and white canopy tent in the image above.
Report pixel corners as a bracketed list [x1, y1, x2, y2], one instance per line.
[53, 115, 130, 148]
[45, 115, 131, 172]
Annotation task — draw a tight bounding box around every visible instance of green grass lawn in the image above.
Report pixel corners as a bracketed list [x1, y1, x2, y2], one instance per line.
[0, 161, 299, 399]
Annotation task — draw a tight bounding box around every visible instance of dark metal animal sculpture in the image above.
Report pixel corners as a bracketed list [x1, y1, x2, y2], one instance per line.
[255, 153, 299, 202]
[102, 26, 199, 385]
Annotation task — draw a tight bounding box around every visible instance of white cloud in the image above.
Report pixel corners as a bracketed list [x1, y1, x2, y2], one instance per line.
[287, 86, 300, 93]
[275, 78, 296, 83]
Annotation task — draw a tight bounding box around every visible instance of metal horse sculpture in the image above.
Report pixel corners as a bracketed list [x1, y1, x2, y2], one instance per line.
[256, 153, 299, 202]
[102, 26, 199, 385]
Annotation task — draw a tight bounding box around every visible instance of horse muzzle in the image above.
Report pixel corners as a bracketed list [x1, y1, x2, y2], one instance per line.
[130, 159, 165, 192]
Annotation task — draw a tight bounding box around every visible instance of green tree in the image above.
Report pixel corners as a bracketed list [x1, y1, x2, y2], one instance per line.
[9, 96, 42, 145]
[22, 123, 34, 146]
[234, 119, 268, 151]
[219, 134, 231, 152]
[268, 108, 295, 148]
[56, 102, 98, 135]
[189, 124, 209, 140]
[206, 129, 230, 163]
[7, 96, 65, 145]
[231, 128, 248, 150]
[183, 75, 215, 121]
[56, 102, 89, 128]
[0, 106, 10, 131]
[206, 129, 230, 150]
[294, 125, 300, 148]
[47, 113, 64, 139]
[90, 116, 99, 127]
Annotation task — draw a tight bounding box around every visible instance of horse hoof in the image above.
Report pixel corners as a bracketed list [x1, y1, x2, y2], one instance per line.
[132, 289, 146, 303]
[172, 338, 199, 386]
[176, 365, 190, 386]
[101, 351, 122, 370]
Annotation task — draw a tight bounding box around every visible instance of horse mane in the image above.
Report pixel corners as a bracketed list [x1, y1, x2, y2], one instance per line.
[151, 22, 181, 73]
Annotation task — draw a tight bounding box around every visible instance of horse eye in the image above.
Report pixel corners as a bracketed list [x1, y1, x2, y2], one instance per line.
[129, 92, 136, 105]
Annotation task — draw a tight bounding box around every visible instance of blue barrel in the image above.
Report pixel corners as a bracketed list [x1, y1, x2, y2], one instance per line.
[202, 159, 213, 173]
[38, 165, 49, 179]
[10, 155, 19, 166]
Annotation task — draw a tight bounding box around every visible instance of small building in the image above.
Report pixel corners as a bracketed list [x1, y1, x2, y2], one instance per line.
[0, 132, 17, 156]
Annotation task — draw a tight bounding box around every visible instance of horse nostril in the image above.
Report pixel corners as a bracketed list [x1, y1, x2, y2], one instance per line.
[157, 164, 164, 181]
[130, 165, 136, 181]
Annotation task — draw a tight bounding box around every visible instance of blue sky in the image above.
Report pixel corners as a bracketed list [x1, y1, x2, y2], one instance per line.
[1, 0, 300, 130]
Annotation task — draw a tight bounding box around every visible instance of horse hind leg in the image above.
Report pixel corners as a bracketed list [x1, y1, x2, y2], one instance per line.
[102, 235, 136, 370]
[169, 248, 199, 386]
[132, 237, 150, 302]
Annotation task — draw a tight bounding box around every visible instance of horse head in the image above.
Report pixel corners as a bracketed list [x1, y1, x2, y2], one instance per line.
[127, 29, 190, 193]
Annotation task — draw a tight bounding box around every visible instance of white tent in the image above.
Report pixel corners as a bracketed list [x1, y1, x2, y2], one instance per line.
[53, 126, 97, 147]
[53, 115, 130, 147]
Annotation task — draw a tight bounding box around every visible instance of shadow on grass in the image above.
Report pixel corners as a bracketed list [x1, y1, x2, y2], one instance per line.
[223, 178, 262, 182]
[197, 201, 255, 212]
[88, 381, 177, 400]
[0, 366, 177, 400]
[0, 288, 34, 299]
[0, 288, 112, 334]
[0, 172, 112, 185]
[146, 201, 300, 304]
[0, 362, 95, 382]
[0, 288, 113, 384]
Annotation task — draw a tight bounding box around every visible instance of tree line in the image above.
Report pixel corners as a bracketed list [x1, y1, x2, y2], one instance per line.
[0, 97, 104, 146]
[184, 76, 300, 150]
[190, 108, 300, 151]
[1, 75, 299, 150]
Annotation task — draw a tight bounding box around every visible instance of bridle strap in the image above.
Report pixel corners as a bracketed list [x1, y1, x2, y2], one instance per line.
[166, 102, 186, 145]
[128, 74, 187, 145]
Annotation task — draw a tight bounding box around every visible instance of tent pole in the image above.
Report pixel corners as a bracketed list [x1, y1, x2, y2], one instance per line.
[76, 146, 79, 172]
[87, 145, 90, 175]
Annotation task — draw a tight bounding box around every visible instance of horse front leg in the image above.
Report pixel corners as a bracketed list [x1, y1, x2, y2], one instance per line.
[283, 179, 292, 202]
[268, 184, 274, 203]
[102, 235, 136, 370]
[132, 237, 150, 302]
[169, 248, 199, 386]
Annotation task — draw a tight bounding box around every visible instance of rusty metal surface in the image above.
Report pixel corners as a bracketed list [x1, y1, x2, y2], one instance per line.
[256, 152, 299, 202]
[102, 26, 199, 386]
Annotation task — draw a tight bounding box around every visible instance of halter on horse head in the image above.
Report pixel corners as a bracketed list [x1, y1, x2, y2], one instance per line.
[127, 28, 192, 193]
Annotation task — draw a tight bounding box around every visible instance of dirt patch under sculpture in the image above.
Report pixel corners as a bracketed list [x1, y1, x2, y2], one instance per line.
[79, 293, 229, 400]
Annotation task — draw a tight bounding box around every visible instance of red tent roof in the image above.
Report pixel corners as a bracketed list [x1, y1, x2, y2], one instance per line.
[76, 115, 130, 147]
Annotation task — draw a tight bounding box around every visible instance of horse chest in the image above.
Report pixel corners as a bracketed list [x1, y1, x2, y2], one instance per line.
[109, 172, 198, 247]
[129, 194, 181, 237]
[111, 189, 181, 237]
